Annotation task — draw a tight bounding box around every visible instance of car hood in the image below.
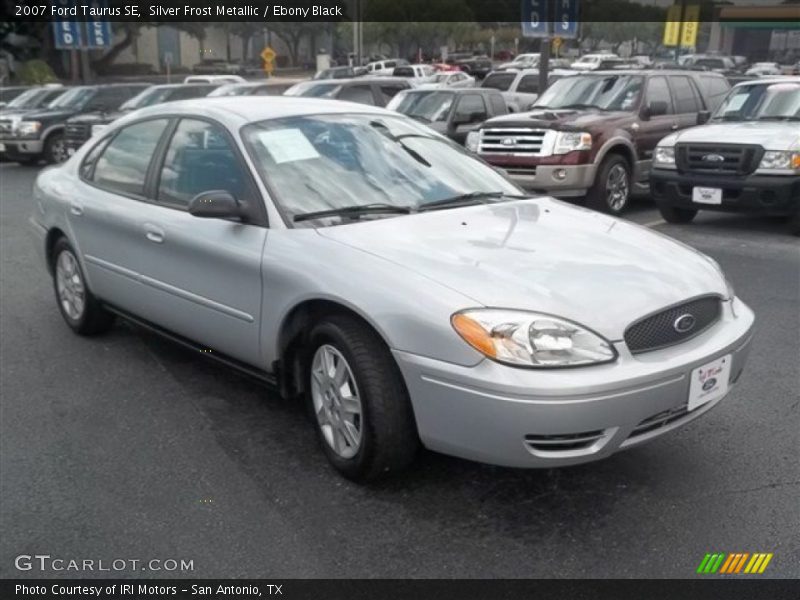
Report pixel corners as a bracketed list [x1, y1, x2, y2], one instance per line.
[20, 108, 78, 121]
[317, 198, 727, 340]
[67, 112, 112, 124]
[484, 108, 632, 132]
[669, 121, 800, 151]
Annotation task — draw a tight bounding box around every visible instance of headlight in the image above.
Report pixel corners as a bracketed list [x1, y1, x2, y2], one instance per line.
[451, 309, 617, 368]
[465, 130, 480, 153]
[758, 150, 800, 172]
[18, 121, 41, 137]
[654, 145, 676, 168]
[553, 131, 592, 155]
[91, 124, 107, 137]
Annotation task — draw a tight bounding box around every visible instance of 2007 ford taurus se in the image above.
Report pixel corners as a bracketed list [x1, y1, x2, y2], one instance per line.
[30, 98, 755, 480]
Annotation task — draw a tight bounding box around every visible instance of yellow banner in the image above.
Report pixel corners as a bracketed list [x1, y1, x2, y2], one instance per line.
[663, 5, 682, 46]
[681, 5, 701, 48]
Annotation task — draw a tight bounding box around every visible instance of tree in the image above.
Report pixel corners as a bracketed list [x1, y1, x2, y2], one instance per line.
[229, 23, 264, 62]
[269, 22, 328, 67]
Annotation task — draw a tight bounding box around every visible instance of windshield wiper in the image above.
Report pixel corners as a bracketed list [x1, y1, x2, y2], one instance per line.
[293, 203, 413, 223]
[419, 191, 531, 212]
[757, 115, 800, 121]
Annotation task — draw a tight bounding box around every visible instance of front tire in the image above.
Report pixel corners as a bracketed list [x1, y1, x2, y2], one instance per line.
[44, 132, 68, 164]
[51, 238, 115, 335]
[586, 154, 631, 215]
[657, 203, 698, 224]
[306, 315, 418, 481]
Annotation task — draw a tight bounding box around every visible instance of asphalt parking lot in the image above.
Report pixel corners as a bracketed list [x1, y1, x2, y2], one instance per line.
[1, 162, 798, 579]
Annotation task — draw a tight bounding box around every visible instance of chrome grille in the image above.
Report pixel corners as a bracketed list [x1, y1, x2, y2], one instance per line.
[64, 122, 91, 141]
[625, 296, 722, 354]
[629, 403, 690, 439]
[676, 143, 762, 176]
[478, 127, 547, 155]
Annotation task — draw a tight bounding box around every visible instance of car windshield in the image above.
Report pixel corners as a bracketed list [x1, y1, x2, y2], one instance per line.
[6, 88, 49, 108]
[482, 72, 516, 91]
[534, 74, 644, 111]
[713, 82, 800, 121]
[47, 86, 95, 109]
[387, 91, 454, 122]
[242, 114, 520, 225]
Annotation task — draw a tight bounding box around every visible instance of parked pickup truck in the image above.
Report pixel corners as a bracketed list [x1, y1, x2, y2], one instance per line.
[651, 77, 800, 235]
[386, 87, 508, 145]
[481, 68, 573, 113]
[0, 83, 149, 164]
[468, 70, 731, 214]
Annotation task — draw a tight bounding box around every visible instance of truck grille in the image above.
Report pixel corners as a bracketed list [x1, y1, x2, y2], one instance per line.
[624, 296, 722, 354]
[0, 119, 13, 136]
[64, 122, 91, 142]
[676, 143, 762, 176]
[478, 128, 547, 155]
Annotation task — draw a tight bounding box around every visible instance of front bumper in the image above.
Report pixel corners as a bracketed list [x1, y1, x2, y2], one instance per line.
[488, 161, 597, 197]
[651, 168, 800, 216]
[0, 138, 45, 156]
[394, 297, 754, 468]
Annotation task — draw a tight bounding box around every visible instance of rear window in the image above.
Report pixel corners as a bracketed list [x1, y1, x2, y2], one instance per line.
[698, 76, 730, 111]
[393, 67, 414, 77]
[482, 73, 516, 91]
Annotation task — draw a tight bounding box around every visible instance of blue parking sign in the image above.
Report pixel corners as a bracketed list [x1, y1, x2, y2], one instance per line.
[85, 1, 113, 48]
[521, 0, 550, 38]
[52, 0, 81, 49]
[553, 0, 580, 39]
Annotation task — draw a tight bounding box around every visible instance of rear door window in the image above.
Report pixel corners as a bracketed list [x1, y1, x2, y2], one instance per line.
[91, 119, 170, 197]
[516, 75, 540, 94]
[645, 76, 674, 114]
[337, 85, 376, 105]
[669, 76, 701, 113]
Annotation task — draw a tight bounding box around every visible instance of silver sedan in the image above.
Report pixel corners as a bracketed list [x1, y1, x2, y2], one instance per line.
[30, 97, 755, 481]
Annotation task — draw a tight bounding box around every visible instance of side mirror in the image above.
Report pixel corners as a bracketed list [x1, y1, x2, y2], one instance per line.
[697, 110, 711, 125]
[188, 190, 242, 220]
[642, 100, 668, 120]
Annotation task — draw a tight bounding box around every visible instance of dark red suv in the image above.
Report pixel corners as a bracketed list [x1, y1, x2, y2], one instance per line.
[468, 70, 730, 214]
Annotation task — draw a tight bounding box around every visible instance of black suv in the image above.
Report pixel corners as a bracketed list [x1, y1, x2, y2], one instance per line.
[448, 54, 493, 79]
[64, 83, 218, 153]
[1, 83, 149, 164]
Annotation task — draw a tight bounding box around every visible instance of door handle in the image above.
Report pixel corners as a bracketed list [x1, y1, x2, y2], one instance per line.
[69, 203, 83, 216]
[671, 123, 679, 130]
[143, 224, 165, 244]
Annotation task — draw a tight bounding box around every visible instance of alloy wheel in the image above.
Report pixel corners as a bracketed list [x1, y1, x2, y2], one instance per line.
[605, 164, 630, 212]
[310, 344, 363, 459]
[55, 250, 85, 320]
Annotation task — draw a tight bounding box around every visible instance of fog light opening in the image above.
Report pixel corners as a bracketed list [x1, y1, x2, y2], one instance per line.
[553, 168, 568, 181]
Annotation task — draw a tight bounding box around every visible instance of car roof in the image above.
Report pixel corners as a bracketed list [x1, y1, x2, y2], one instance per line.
[403, 87, 497, 94]
[733, 76, 800, 86]
[127, 96, 393, 125]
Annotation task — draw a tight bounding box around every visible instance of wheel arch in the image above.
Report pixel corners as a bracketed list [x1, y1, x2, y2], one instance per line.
[274, 298, 396, 401]
[44, 227, 67, 274]
[595, 138, 636, 170]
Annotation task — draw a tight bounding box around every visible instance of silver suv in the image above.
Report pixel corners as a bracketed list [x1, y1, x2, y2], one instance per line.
[30, 97, 754, 481]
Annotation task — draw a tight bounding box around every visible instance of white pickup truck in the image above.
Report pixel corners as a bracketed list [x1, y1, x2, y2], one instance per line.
[650, 77, 800, 235]
[480, 68, 573, 112]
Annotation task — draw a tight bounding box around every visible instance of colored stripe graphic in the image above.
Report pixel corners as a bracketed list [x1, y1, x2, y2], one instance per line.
[706, 552, 774, 574]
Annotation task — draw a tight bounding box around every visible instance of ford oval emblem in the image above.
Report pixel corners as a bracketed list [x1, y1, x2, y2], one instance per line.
[501, 137, 516, 146]
[674, 313, 696, 333]
[702, 153, 725, 163]
[702, 378, 717, 392]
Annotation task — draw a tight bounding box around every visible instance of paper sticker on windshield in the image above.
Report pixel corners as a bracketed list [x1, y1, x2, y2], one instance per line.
[257, 129, 320, 164]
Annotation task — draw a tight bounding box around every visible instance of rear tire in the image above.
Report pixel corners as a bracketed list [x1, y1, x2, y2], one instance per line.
[305, 315, 419, 481]
[586, 154, 631, 215]
[51, 238, 115, 336]
[657, 204, 698, 224]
